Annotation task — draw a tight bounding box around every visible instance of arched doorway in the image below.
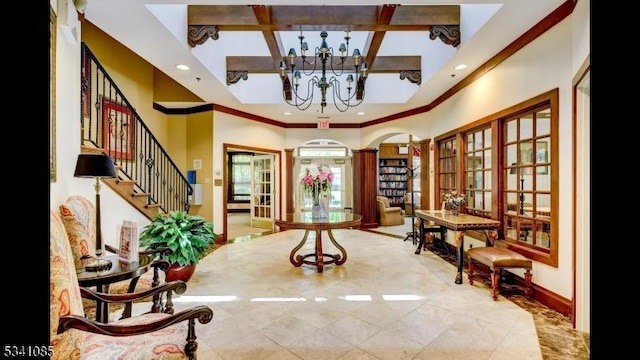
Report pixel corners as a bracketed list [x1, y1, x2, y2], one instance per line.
[292, 139, 354, 213]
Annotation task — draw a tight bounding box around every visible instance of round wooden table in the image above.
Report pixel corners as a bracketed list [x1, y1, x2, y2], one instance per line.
[77, 254, 152, 322]
[275, 212, 362, 273]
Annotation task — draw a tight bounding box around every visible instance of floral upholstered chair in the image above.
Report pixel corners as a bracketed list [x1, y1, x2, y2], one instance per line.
[59, 195, 170, 320]
[50, 210, 214, 359]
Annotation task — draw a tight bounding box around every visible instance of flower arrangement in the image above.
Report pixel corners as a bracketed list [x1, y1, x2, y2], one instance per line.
[300, 164, 333, 205]
[443, 190, 466, 210]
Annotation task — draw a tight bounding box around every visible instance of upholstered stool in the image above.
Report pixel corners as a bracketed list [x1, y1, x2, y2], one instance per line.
[467, 240, 533, 300]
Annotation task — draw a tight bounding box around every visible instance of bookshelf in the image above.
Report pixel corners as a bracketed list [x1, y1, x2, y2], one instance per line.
[378, 143, 409, 207]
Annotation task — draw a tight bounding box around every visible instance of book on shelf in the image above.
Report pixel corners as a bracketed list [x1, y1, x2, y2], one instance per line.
[118, 220, 139, 263]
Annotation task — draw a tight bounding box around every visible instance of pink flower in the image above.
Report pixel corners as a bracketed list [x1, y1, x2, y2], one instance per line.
[300, 164, 333, 198]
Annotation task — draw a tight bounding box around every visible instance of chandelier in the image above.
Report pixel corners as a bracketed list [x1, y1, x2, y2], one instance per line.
[279, 30, 368, 113]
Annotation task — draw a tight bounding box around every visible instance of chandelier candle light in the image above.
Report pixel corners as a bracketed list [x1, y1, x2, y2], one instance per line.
[279, 30, 368, 113]
[300, 164, 334, 219]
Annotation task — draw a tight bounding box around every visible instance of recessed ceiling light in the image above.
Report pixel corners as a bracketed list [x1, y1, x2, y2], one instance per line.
[284, 112, 292, 115]
[357, 112, 365, 116]
[176, 64, 190, 71]
[454, 64, 468, 70]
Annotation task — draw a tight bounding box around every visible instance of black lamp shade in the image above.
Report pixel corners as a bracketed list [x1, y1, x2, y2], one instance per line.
[74, 154, 117, 178]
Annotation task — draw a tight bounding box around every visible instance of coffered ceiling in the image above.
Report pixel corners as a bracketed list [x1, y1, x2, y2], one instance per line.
[83, 0, 566, 126]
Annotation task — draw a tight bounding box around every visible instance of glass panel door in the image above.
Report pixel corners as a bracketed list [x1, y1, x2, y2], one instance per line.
[251, 155, 274, 228]
[296, 160, 347, 212]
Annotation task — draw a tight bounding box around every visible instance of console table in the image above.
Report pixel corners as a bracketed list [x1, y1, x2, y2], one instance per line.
[275, 212, 362, 273]
[415, 210, 499, 284]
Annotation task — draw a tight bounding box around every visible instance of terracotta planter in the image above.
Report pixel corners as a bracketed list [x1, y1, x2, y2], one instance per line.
[165, 263, 196, 283]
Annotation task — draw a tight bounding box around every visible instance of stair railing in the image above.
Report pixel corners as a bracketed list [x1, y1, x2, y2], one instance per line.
[80, 42, 192, 214]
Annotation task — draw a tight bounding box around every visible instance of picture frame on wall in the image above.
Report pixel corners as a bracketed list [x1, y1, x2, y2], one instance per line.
[101, 97, 134, 160]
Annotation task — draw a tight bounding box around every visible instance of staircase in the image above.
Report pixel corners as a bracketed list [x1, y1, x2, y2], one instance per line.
[81, 43, 192, 219]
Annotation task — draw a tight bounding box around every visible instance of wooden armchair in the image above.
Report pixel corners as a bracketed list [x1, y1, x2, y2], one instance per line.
[51, 210, 214, 360]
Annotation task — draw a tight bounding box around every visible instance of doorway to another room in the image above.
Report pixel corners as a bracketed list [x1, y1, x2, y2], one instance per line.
[223, 144, 280, 243]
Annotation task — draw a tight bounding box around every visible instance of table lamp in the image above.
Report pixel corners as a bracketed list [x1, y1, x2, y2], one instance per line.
[74, 154, 117, 271]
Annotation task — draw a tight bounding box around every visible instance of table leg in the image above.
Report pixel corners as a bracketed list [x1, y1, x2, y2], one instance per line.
[415, 219, 425, 255]
[96, 284, 110, 322]
[454, 231, 465, 284]
[121, 277, 141, 320]
[290, 230, 310, 266]
[315, 230, 324, 273]
[327, 229, 347, 265]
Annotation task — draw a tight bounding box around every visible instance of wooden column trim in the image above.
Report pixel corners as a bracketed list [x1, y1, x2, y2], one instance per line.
[353, 148, 379, 228]
[284, 148, 294, 215]
[418, 138, 431, 210]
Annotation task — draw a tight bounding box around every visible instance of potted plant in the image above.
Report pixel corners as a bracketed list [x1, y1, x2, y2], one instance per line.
[139, 210, 217, 282]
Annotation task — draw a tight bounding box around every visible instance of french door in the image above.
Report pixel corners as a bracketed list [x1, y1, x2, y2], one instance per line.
[250, 155, 274, 228]
[295, 159, 350, 212]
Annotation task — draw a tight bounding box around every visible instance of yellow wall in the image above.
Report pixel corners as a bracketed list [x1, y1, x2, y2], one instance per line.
[153, 69, 202, 102]
[81, 21, 214, 222]
[81, 21, 168, 147]
[186, 111, 214, 222]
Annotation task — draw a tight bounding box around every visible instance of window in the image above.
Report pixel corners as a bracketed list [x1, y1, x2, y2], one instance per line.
[436, 137, 458, 206]
[464, 127, 492, 218]
[433, 89, 558, 267]
[228, 152, 252, 202]
[502, 103, 555, 265]
[295, 140, 352, 211]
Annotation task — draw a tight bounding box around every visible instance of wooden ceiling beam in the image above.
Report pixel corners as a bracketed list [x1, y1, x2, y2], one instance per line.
[363, 4, 397, 70]
[251, 5, 284, 68]
[190, 4, 457, 84]
[227, 56, 420, 74]
[188, 5, 460, 29]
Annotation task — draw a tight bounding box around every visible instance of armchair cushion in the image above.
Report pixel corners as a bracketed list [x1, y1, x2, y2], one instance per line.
[50, 211, 87, 358]
[59, 195, 97, 269]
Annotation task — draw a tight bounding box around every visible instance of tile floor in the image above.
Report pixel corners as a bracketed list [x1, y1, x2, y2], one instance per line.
[135, 228, 589, 359]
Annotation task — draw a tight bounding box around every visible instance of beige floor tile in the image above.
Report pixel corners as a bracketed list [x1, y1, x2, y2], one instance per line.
[132, 228, 550, 359]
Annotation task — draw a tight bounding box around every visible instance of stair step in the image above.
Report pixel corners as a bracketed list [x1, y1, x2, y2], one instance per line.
[117, 179, 137, 185]
[132, 192, 150, 198]
[145, 203, 162, 209]
[81, 145, 105, 154]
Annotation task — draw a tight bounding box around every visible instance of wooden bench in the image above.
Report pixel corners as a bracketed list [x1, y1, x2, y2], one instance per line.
[466, 240, 533, 300]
